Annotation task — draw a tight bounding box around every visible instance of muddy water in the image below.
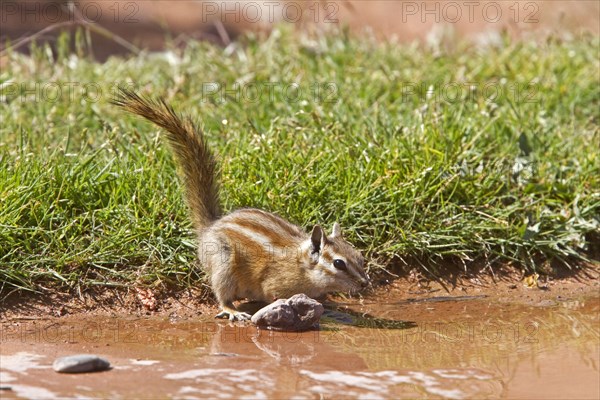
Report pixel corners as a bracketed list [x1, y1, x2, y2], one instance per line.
[1, 295, 598, 399]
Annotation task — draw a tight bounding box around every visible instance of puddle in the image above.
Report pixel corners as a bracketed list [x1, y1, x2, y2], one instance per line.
[1, 295, 598, 399]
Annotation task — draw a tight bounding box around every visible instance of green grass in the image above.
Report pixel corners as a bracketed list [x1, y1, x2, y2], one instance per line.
[1, 28, 598, 293]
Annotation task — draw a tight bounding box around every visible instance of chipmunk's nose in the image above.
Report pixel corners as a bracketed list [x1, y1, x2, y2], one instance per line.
[360, 278, 369, 288]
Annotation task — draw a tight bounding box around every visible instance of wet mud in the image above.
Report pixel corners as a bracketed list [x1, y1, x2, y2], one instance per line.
[1, 290, 598, 399]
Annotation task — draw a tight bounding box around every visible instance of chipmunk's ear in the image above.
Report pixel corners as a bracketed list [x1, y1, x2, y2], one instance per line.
[311, 225, 325, 253]
[332, 222, 342, 238]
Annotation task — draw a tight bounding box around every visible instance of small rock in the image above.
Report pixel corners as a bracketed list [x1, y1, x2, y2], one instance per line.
[251, 294, 324, 331]
[136, 287, 158, 311]
[53, 354, 110, 373]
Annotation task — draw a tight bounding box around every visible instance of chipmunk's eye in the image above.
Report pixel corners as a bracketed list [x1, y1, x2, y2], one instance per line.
[333, 259, 347, 271]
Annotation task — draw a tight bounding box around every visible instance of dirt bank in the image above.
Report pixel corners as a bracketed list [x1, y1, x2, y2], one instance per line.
[2, 263, 598, 321]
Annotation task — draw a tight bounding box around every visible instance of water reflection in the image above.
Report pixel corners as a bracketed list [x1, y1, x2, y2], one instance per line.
[0, 296, 597, 399]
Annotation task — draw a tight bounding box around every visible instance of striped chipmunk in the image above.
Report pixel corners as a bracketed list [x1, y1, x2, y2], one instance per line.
[113, 88, 369, 321]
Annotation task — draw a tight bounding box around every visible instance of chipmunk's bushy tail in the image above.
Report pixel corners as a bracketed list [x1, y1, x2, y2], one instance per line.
[112, 87, 221, 229]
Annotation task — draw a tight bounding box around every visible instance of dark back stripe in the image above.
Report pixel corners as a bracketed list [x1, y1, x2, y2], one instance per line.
[239, 209, 305, 238]
[232, 218, 299, 249]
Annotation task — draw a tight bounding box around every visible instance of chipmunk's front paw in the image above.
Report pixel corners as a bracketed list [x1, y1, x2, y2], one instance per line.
[215, 310, 252, 321]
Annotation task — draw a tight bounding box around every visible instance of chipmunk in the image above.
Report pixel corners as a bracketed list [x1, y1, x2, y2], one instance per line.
[112, 88, 369, 321]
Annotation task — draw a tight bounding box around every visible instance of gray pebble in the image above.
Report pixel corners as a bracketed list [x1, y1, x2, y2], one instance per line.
[251, 294, 324, 331]
[53, 354, 110, 373]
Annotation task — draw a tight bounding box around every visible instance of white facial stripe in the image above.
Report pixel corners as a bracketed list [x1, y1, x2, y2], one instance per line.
[332, 255, 363, 281]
